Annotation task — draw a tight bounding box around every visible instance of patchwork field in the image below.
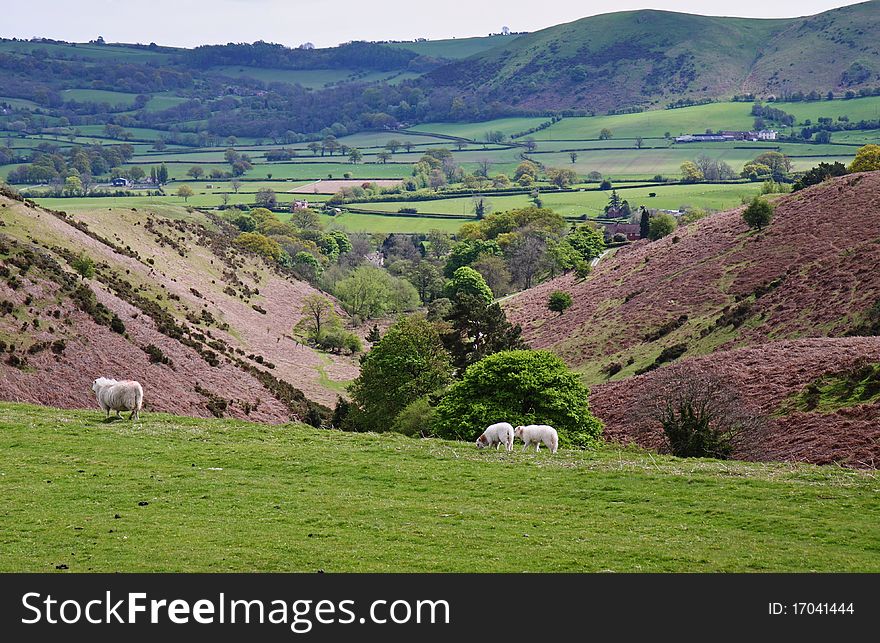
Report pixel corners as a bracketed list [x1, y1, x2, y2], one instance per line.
[1, 403, 877, 573]
[291, 179, 403, 194]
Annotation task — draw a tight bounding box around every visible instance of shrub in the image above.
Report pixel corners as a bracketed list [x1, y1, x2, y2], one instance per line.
[636, 366, 765, 459]
[548, 291, 573, 315]
[109, 315, 126, 334]
[648, 213, 677, 240]
[391, 397, 437, 437]
[433, 350, 603, 448]
[71, 253, 95, 280]
[742, 197, 774, 231]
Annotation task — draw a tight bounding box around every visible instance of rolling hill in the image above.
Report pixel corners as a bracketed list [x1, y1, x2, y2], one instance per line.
[0, 186, 356, 422]
[504, 171, 880, 466]
[426, 2, 880, 112]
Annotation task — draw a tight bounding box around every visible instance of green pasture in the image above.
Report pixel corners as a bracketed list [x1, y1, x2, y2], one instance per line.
[776, 96, 880, 125]
[208, 66, 412, 89]
[409, 117, 553, 140]
[530, 103, 756, 140]
[0, 40, 173, 63]
[59, 89, 140, 106]
[383, 34, 519, 59]
[1, 403, 877, 572]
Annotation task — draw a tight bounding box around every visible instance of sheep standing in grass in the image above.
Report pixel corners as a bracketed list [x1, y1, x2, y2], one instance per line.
[92, 377, 144, 420]
[476, 422, 514, 452]
[514, 425, 558, 454]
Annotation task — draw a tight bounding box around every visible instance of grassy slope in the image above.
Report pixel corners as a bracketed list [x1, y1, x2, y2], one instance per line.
[744, 1, 880, 95]
[409, 118, 551, 139]
[0, 40, 173, 63]
[1, 403, 877, 573]
[208, 66, 413, 90]
[427, 3, 880, 111]
[381, 34, 520, 59]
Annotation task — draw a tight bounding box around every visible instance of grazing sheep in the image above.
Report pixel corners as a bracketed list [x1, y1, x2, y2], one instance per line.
[92, 377, 144, 420]
[476, 422, 514, 452]
[514, 425, 558, 454]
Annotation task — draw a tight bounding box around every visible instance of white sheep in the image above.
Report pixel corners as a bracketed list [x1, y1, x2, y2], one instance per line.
[476, 422, 514, 452]
[514, 424, 558, 454]
[92, 377, 144, 420]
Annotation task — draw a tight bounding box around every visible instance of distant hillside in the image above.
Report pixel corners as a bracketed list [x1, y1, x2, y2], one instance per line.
[504, 172, 880, 466]
[426, 2, 880, 112]
[378, 34, 522, 60]
[0, 189, 356, 421]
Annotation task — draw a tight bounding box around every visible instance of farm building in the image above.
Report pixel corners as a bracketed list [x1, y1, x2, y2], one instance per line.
[111, 177, 130, 187]
[601, 222, 641, 242]
[677, 129, 777, 143]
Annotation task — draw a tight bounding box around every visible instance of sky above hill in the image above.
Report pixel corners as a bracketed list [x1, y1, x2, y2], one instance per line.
[1, 0, 867, 48]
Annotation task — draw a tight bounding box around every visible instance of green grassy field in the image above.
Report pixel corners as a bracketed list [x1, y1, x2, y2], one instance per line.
[0, 40, 173, 63]
[409, 118, 552, 140]
[529, 147, 855, 180]
[309, 211, 469, 234]
[59, 89, 141, 106]
[829, 129, 880, 145]
[209, 66, 415, 89]
[1, 403, 877, 572]
[144, 93, 189, 112]
[382, 34, 519, 59]
[776, 96, 880, 125]
[360, 183, 764, 217]
[530, 103, 757, 140]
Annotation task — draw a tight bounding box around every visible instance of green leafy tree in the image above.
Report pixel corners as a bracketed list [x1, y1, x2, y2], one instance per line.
[792, 162, 848, 191]
[63, 175, 83, 196]
[441, 294, 525, 373]
[293, 251, 322, 280]
[390, 397, 436, 437]
[445, 266, 493, 304]
[348, 148, 363, 164]
[648, 213, 677, 240]
[565, 225, 605, 262]
[187, 166, 204, 179]
[295, 294, 340, 342]
[546, 167, 578, 188]
[176, 185, 194, 202]
[444, 239, 503, 277]
[599, 128, 613, 140]
[291, 208, 322, 230]
[334, 266, 410, 319]
[513, 160, 540, 182]
[433, 350, 604, 448]
[742, 196, 774, 231]
[849, 144, 880, 172]
[235, 232, 284, 261]
[347, 315, 453, 433]
[548, 291, 573, 315]
[71, 253, 95, 280]
[680, 161, 703, 183]
[740, 162, 772, 181]
[255, 187, 277, 208]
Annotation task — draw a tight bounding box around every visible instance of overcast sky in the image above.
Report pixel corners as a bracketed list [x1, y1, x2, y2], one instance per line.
[0, 0, 868, 49]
